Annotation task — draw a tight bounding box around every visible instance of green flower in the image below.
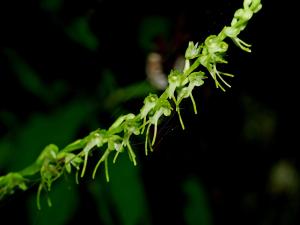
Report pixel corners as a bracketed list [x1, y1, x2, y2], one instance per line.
[205, 35, 228, 54]
[92, 134, 123, 182]
[140, 94, 159, 133]
[145, 99, 172, 155]
[167, 70, 184, 99]
[222, 27, 252, 52]
[63, 153, 83, 174]
[0, 173, 27, 200]
[80, 130, 106, 178]
[244, 0, 262, 13]
[185, 41, 201, 59]
[175, 71, 206, 129]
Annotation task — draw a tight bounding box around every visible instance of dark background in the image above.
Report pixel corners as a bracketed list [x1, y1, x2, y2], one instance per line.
[0, 0, 298, 225]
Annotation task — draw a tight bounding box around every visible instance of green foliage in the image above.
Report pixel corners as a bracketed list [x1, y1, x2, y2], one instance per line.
[28, 180, 78, 225]
[40, 0, 62, 12]
[183, 178, 212, 225]
[66, 17, 99, 50]
[138, 16, 171, 52]
[89, 155, 151, 225]
[242, 95, 277, 144]
[109, 155, 151, 225]
[4, 49, 67, 104]
[0, 0, 262, 210]
[0, 172, 28, 199]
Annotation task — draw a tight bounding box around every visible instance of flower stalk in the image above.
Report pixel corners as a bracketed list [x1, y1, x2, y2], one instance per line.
[0, 0, 262, 209]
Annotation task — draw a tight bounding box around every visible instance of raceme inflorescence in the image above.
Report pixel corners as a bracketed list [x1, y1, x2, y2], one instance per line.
[0, 0, 262, 209]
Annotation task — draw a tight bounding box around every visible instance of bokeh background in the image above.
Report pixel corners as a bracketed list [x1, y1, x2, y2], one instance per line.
[0, 0, 298, 225]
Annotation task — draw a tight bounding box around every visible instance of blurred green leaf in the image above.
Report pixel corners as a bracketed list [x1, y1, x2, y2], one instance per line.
[89, 180, 114, 225]
[28, 179, 78, 225]
[8, 100, 93, 171]
[97, 69, 118, 100]
[5, 49, 48, 100]
[0, 111, 18, 129]
[66, 17, 99, 50]
[89, 154, 151, 225]
[4, 49, 68, 103]
[104, 81, 156, 110]
[109, 154, 151, 225]
[183, 178, 212, 225]
[40, 0, 62, 12]
[242, 95, 277, 144]
[138, 16, 171, 52]
[0, 138, 13, 170]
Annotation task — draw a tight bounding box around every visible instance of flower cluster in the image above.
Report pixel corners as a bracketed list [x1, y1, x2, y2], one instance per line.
[222, 0, 262, 52]
[0, 0, 262, 209]
[0, 172, 27, 199]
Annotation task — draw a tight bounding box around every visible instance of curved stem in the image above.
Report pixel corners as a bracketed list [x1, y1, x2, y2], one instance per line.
[190, 93, 197, 114]
[104, 159, 109, 182]
[92, 149, 110, 179]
